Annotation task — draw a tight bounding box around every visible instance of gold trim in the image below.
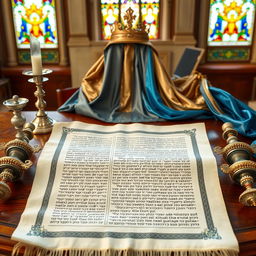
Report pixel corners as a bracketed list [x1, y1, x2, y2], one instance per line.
[119, 45, 134, 112]
[239, 188, 256, 206]
[0, 156, 32, 173]
[201, 78, 224, 114]
[4, 139, 34, 157]
[240, 175, 254, 187]
[215, 142, 254, 159]
[222, 142, 254, 160]
[0, 169, 14, 182]
[228, 160, 256, 177]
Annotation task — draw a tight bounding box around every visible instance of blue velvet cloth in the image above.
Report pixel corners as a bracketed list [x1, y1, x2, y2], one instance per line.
[201, 86, 256, 138]
[59, 43, 256, 140]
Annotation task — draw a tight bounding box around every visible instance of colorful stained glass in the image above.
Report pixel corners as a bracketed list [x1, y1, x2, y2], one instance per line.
[208, 0, 256, 46]
[101, 0, 160, 40]
[12, 0, 58, 49]
[18, 49, 59, 64]
[141, 0, 160, 39]
[101, 0, 119, 40]
[207, 47, 250, 61]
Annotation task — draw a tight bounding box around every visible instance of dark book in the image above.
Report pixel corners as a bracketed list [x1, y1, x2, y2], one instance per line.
[174, 48, 204, 78]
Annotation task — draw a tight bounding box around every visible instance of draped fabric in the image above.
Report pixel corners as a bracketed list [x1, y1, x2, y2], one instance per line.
[58, 43, 256, 138]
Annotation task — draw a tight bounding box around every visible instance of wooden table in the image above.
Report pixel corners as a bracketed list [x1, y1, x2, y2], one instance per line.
[0, 111, 255, 256]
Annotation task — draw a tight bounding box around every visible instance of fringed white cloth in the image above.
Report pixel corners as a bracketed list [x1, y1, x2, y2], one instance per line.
[12, 122, 239, 256]
[13, 243, 238, 256]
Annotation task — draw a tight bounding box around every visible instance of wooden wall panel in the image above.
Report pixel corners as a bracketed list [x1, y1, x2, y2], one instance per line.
[198, 64, 256, 102]
[1, 66, 71, 111]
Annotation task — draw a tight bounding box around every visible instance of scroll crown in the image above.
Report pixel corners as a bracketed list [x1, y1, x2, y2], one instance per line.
[110, 7, 149, 43]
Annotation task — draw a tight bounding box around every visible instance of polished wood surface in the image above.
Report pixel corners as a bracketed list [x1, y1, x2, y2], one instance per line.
[0, 111, 256, 256]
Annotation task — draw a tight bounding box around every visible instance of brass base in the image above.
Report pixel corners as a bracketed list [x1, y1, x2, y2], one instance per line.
[32, 115, 54, 134]
[239, 188, 256, 206]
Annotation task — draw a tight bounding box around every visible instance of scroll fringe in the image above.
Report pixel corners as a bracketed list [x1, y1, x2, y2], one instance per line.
[12, 243, 239, 256]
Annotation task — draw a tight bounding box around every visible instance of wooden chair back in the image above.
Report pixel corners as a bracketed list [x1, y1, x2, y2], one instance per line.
[56, 87, 78, 107]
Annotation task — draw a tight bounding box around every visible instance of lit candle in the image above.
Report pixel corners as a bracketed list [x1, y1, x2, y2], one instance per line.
[30, 36, 42, 76]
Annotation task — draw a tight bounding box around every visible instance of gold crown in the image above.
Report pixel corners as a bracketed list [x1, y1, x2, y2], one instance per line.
[110, 7, 149, 43]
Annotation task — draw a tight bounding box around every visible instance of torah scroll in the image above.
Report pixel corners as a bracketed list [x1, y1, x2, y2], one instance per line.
[12, 122, 238, 256]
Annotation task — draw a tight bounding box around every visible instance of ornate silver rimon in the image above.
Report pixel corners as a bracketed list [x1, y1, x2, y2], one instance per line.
[0, 95, 41, 201]
[214, 122, 256, 206]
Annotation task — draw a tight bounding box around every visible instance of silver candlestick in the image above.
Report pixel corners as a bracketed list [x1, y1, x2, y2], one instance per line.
[3, 95, 29, 140]
[23, 69, 54, 134]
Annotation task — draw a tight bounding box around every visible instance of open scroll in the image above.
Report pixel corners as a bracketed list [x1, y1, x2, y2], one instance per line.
[12, 122, 238, 256]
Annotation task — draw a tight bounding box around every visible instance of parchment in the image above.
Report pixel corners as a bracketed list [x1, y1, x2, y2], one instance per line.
[12, 122, 238, 255]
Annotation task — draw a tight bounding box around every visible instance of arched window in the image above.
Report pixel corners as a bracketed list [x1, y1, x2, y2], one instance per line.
[101, 0, 160, 40]
[207, 0, 256, 61]
[11, 0, 59, 64]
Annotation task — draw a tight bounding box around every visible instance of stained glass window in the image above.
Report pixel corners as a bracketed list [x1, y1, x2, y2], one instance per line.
[12, 0, 58, 49]
[101, 0, 119, 40]
[100, 0, 160, 40]
[141, 0, 160, 39]
[208, 0, 256, 46]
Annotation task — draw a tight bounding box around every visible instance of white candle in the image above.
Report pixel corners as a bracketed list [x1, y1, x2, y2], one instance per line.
[31, 55, 43, 76]
[30, 36, 42, 76]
